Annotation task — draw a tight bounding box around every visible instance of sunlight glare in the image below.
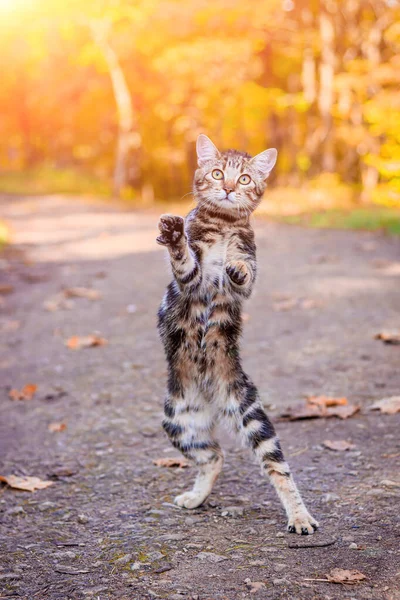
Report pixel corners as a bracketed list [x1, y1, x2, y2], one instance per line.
[0, 0, 30, 11]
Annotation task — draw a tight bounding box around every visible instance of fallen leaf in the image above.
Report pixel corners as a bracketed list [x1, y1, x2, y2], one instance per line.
[65, 335, 107, 350]
[323, 440, 356, 452]
[0, 284, 14, 295]
[379, 262, 400, 276]
[20, 272, 49, 283]
[44, 287, 100, 311]
[153, 457, 190, 469]
[370, 258, 392, 269]
[300, 298, 321, 310]
[360, 241, 377, 252]
[381, 452, 400, 459]
[308, 395, 348, 407]
[43, 294, 74, 312]
[272, 298, 297, 311]
[9, 383, 37, 401]
[326, 568, 366, 585]
[330, 405, 360, 419]
[0, 320, 20, 333]
[374, 330, 400, 345]
[280, 398, 359, 421]
[48, 422, 67, 433]
[0, 474, 54, 492]
[244, 579, 266, 594]
[63, 287, 101, 300]
[370, 396, 400, 415]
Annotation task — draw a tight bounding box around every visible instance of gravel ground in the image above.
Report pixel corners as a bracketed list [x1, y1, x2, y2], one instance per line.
[0, 194, 399, 600]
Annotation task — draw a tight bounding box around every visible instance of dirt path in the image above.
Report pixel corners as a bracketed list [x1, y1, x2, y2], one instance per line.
[1, 195, 399, 600]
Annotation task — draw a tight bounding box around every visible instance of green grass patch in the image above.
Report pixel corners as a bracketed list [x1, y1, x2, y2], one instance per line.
[0, 166, 112, 197]
[272, 206, 400, 236]
[0, 220, 11, 250]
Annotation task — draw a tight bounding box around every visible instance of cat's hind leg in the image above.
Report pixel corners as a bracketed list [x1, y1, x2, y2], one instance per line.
[163, 388, 223, 509]
[225, 377, 319, 534]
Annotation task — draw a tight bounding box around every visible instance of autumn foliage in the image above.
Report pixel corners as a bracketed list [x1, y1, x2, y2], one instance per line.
[0, 0, 399, 207]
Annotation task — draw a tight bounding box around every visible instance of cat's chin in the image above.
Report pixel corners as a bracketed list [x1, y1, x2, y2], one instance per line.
[199, 197, 248, 215]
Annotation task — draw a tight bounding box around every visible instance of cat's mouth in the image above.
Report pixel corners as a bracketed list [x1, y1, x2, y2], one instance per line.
[221, 191, 236, 203]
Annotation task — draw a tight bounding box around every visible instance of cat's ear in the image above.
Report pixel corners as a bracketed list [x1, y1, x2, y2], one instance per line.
[250, 148, 277, 179]
[196, 134, 221, 166]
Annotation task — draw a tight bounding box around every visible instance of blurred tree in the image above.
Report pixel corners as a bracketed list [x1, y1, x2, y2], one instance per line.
[0, 0, 398, 205]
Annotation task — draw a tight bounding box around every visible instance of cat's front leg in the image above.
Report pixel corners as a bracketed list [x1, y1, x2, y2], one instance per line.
[225, 260, 254, 297]
[157, 214, 200, 288]
[226, 260, 250, 286]
[157, 214, 186, 258]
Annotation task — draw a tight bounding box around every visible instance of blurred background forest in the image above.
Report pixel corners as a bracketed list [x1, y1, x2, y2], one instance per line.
[0, 0, 399, 231]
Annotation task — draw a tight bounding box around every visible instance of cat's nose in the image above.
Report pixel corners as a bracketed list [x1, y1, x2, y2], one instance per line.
[224, 186, 234, 194]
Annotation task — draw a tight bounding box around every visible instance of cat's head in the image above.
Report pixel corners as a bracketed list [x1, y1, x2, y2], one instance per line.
[193, 134, 277, 217]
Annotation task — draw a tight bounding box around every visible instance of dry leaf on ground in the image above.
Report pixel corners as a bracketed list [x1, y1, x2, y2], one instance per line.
[0, 284, 14, 295]
[370, 258, 392, 269]
[65, 335, 107, 350]
[300, 298, 321, 310]
[44, 294, 74, 312]
[381, 452, 400, 459]
[0, 320, 20, 333]
[326, 568, 366, 584]
[272, 298, 297, 311]
[370, 396, 400, 415]
[323, 440, 356, 452]
[153, 457, 190, 469]
[20, 272, 49, 284]
[44, 287, 100, 311]
[272, 297, 320, 312]
[244, 579, 266, 594]
[308, 396, 348, 407]
[0, 474, 54, 492]
[63, 287, 101, 300]
[9, 383, 37, 401]
[48, 422, 67, 433]
[280, 397, 359, 421]
[374, 330, 400, 345]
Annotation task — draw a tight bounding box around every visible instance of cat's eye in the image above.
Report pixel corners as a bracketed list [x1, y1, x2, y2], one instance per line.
[212, 169, 224, 180]
[239, 174, 251, 185]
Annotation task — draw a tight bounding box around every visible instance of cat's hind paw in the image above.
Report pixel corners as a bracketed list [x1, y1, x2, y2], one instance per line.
[287, 513, 319, 535]
[174, 491, 206, 509]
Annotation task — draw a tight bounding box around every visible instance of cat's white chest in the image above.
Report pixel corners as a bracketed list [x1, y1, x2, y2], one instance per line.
[201, 239, 228, 289]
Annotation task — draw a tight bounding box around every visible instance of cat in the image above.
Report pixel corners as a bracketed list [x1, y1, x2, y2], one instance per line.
[156, 134, 318, 534]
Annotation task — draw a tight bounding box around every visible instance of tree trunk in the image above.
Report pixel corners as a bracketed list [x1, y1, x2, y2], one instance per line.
[318, 7, 336, 173]
[90, 21, 135, 198]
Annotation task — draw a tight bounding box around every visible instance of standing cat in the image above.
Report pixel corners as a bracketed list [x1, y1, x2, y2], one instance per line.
[157, 134, 318, 534]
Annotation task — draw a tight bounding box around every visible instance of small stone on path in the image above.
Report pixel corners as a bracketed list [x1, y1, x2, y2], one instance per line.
[196, 552, 229, 563]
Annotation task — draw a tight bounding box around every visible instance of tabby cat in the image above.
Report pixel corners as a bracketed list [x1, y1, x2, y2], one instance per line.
[157, 135, 318, 534]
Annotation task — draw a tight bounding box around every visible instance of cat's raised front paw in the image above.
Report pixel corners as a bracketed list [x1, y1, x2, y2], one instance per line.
[226, 261, 249, 285]
[174, 491, 206, 509]
[157, 214, 185, 247]
[287, 512, 319, 535]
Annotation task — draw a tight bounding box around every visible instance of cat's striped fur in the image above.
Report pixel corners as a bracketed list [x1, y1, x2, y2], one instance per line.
[157, 135, 318, 534]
